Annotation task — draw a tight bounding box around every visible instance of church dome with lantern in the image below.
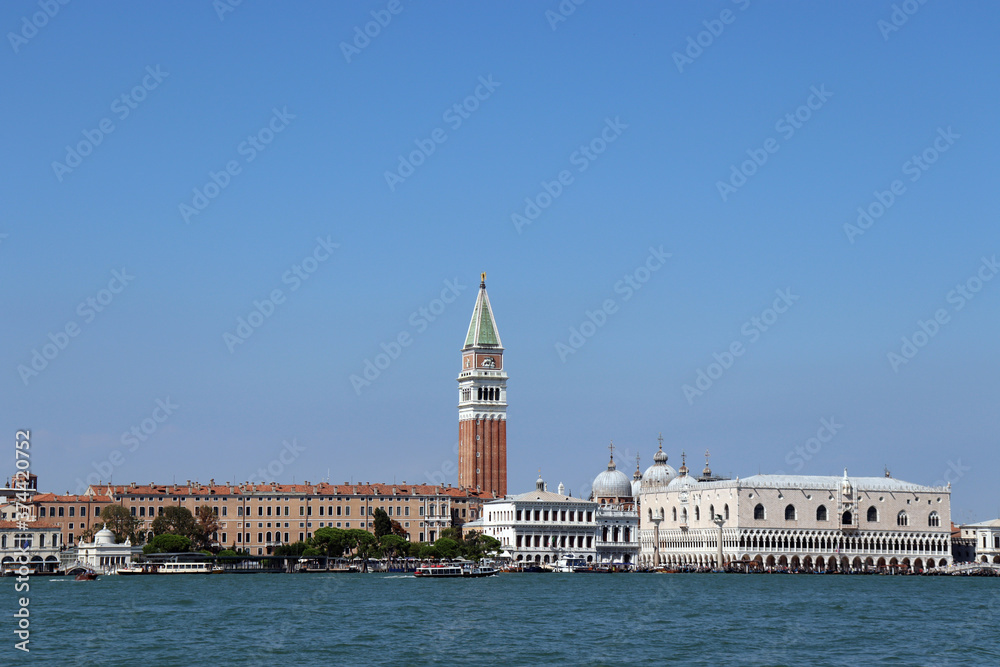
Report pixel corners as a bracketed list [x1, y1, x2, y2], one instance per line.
[591, 445, 633, 504]
[642, 435, 678, 489]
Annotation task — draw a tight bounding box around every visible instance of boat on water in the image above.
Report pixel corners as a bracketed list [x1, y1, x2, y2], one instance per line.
[553, 556, 588, 573]
[414, 563, 499, 578]
[117, 562, 221, 575]
[74, 571, 99, 581]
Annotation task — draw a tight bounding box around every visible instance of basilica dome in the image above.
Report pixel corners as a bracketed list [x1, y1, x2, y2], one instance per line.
[642, 442, 678, 489]
[592, 456, 633, 500]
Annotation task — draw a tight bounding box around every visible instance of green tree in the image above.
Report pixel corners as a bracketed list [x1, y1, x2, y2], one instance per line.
[433, 537, 461, 560]
[273, 541, 309, 557]
[461, 530, 503, 561]
[142, 533, 192, 554]
[100, 505, 143, 544]
[151, 505, 197, 539]
[194, 505, 221, 551]
[311, 527, 348, 557]
[417, 544, 439, 560]
[344, 529, 377, 571]
[379, 535, 407, 564]
[373, 508, 392, 538]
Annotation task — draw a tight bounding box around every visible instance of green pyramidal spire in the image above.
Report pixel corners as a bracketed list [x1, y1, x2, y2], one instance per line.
[464, 273, 502, 348]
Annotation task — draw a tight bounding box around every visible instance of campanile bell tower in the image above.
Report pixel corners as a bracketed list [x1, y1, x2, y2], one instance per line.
[458, 273, 507, 497]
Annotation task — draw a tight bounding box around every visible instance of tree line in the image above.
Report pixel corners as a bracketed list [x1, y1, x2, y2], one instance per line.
[83, 505, 500, 561]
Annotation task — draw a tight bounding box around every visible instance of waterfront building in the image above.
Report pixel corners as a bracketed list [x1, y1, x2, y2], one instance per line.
[29, 490, 112, 548]
[76, 527, 133, 573]
[0, 519, 62, 574]
[951, 523, 977, 562]
[458, 274, 508, 497]
[639, 457, 953, 572]
[59, 481, 487, 555]
[959, 519, 1000, 564]
[477, 474, 599, 564]
[590, 448, 639, 565]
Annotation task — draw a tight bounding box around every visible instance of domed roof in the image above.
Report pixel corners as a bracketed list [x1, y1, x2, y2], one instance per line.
[592, 455, 632, 499]
[666, 470, 699, 491]
[641, 437, 677, 489]
[94, 528, 115, 545]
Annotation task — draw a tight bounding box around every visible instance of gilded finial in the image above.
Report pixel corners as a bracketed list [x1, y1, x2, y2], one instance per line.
[481, 272, 487, 284]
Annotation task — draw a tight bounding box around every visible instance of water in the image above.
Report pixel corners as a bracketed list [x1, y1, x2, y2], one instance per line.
[7, 573, 1000, 666]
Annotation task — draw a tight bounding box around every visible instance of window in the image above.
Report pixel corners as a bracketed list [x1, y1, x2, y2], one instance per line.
[58, 507, 64, 517]
[258, 507, 263, 516]
[928, 511, 940, 527]
[95, 507, 101, 516]
[897, 511, 908, 527]
[139, 507, 146, 517]
[724, 504, 730, 520]
[785, 505, 796, 521]
[39, 507, 46, 517]
[867, 506, 878, 522]
[238, 507, 244, 516]
[816, 505, 828, 521]
[842, 511, 853, 525]
[69, 507, 75, 517]
[754, 504, 765, 520]
[404, 506, 409, 517]
[319, 506, 324, 516]
[222, 507, 227, 517]
[709, 505, 715, 520]
[694, 507, 700, 521]
[345, 507, 350, 516]
[672, 507, 677, 521]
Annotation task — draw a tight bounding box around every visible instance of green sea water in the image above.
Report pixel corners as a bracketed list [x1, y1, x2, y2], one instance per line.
[6, 572, 999, 666]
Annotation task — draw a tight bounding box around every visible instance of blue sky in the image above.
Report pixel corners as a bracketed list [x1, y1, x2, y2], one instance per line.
[2, 1, 997, 522]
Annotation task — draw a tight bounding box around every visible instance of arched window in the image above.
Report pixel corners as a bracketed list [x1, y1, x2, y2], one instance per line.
[897, 511, 908, 527]
[724, 504, 729, 520]
[647, 508, 652, 521]
[754, 504, 765, 520]
[672, 507, 677, 522]
[694, 507, 700, 521]
[842, 511, 853, 525]
[867, 506, 878, 522]
[709, 505, 715, 520]
[816, 505, 828, 521]
[681, 508, 688, 524]
[928, 511, 940, 527]
[785, 504, 796, 521]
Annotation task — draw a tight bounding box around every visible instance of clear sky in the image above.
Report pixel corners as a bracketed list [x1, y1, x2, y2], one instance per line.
[2, 1, 997, 522]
